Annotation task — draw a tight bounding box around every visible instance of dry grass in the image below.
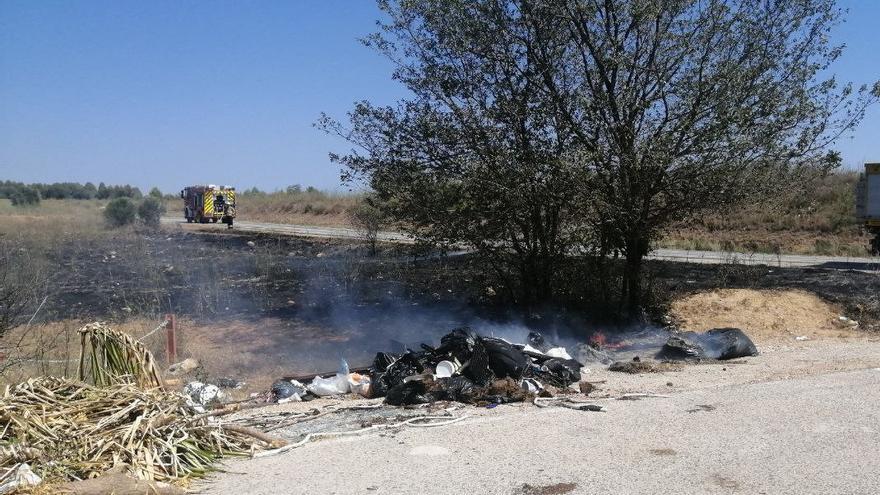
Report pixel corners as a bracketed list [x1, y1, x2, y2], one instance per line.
[659, 171, 869, 256]
[669, 288, 859, 344]
[0, 199, 117, 252]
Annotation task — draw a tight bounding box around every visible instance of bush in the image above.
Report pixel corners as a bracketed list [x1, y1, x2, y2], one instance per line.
[104, 198, 136, 227]
[348, 200, 385, 255]
[137, 197, 166, 227]
[9, 186, 40, 206]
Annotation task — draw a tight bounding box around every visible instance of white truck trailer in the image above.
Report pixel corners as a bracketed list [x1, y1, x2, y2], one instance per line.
[856, 163, 880, 255]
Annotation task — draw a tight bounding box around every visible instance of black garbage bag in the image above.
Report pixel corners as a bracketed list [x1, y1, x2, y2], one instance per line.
[481, 337, 529, 379]
[370, 351, 426, 398]
[271, 380, 305, 400]
[461, 341, 495, 386]
[538, 358, 582, 387]
[385, 380, 432, 406]
[435, 327, 478, 362]
[657, 332, 706, 360]
[704, 327, 759, 359]
[657, 328, 758, 361]
[372, 352, 401, 372]
[370, 371, 391, 398]
[527, 331, 553, 353]
[434, 375, 479, 403]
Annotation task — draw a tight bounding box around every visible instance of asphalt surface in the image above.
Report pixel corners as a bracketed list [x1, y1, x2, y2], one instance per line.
[162, 217, 880, 269]
[204, 367, 880, 495]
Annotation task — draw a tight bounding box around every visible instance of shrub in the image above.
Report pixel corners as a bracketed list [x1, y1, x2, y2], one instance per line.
[9, 186, 40, 206]
[348, 200, 385, 255]
[104, 198, 136, 227]
[137, 197, 166, 227]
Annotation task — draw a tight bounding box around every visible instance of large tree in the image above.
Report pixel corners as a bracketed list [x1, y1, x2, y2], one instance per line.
[539, 0, 878, 310]
[324, 0, 877, 313]
[321, 0, 590, 303]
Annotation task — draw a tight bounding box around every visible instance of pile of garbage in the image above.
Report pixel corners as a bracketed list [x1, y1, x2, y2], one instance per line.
[273, 328, 585, 406]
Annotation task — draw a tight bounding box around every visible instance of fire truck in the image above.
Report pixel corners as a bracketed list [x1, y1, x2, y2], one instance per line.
[180, 185, 236, 228]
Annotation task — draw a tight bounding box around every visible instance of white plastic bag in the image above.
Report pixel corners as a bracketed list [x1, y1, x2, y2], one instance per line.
[308, 374, 350, 396]
[546, 347, 573, 360]
[307, 358, 353, 396]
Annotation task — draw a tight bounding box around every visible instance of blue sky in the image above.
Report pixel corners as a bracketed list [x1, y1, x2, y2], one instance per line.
[0, 1, 878, 193]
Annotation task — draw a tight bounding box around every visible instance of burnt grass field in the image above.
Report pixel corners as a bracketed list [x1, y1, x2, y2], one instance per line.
[41, 228, 880, 332]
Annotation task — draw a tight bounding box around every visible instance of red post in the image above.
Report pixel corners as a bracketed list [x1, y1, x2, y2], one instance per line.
[165, 313, 177, 364]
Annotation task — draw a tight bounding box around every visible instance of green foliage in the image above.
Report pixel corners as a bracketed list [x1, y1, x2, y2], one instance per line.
[137, 197, 166, 227]
[9, 186, 40, 206]
[0, 180, 141, 201]
[148, 187, 163, 199]
[104, 197, 136, 228]
[348, 199, 385, 254]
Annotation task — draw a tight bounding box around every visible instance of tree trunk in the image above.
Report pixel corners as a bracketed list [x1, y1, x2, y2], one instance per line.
[622, 232, 650, 317]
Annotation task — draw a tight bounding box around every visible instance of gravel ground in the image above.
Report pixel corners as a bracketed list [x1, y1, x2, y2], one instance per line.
[199, 335, 880, 495]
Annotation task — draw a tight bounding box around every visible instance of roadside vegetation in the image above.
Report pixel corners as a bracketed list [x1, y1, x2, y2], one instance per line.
[206, 186, 361, 226]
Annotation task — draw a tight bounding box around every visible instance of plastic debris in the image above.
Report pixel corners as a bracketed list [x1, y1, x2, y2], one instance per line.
[271, 379, 307, 402]
[385, 380, 432, 405]
[435, 359, 460, 378]
[307, 359, 353, 397]
[183, 381, 225, 412]
[348, 373, 372, 397]
[545, 347, 573, 360]
[0, 463, 41, 494]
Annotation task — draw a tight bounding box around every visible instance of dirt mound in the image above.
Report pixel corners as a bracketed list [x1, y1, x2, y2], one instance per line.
[670, 289, 856, 344]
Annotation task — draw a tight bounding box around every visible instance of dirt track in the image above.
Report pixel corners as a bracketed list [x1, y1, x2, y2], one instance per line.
[162, 217, 880, 270]
[200, 334, 880, 495]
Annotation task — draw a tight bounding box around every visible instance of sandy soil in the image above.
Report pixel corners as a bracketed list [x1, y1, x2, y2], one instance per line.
[670, 288, 859, 342]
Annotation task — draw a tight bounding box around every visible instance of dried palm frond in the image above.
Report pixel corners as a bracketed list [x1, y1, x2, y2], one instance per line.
[78, 322, 163, 389]
[0, 377, 259, 482]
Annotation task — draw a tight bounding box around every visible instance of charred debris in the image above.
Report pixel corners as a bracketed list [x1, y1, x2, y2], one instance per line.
[268, 326, 759, 407]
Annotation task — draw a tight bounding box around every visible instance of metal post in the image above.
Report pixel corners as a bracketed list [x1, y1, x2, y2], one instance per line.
[165, 313, 177, 364]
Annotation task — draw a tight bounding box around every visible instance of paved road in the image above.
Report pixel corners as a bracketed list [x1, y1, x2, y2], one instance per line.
[162, 217, 879, 269]
[204, 367, 880, 495]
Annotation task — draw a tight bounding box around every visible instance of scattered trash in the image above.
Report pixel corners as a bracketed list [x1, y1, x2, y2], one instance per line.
[183, 381, 226, 411]
[521, 378, 544, 394]
[0, 463, 41, 494]
[534, 397, 603, 412]
[215, 377, 245, 389]
[795, 335, 810, 341]
[272, 379, 307, 401]
[307, 358, 353, 396]
[609, 359, 683, 374]
[435, 359, 461, 378]
[348, 373, 372, 397]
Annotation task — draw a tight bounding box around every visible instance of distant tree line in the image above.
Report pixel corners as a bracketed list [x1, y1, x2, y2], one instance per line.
[0, 181, 145, 206]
